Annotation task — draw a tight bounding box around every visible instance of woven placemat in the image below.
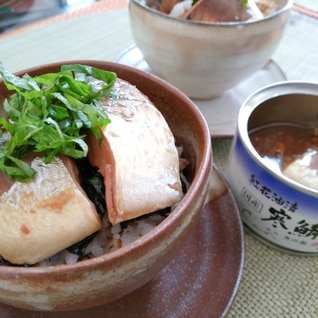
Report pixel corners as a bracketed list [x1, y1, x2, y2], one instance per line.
[213, 138, 318, 317]
[0, 1, 317, 316]
[0, 0, 128, 39]
[293, 0, 318, 18]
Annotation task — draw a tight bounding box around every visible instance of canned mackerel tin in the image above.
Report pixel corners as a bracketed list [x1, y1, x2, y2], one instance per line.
[226, 81, 318, 254]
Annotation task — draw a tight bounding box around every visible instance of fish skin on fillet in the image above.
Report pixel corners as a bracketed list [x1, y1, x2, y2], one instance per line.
[88, 78, 183, 225]
[0, 154, 101, 265]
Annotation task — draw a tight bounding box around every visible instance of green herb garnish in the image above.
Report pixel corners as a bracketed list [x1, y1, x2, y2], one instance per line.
[0, 63, 116, 182]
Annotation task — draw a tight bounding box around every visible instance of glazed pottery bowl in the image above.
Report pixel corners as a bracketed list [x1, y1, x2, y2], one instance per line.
[0, 60, 212, 311]
[226, 81, 318, 254]
[129, 0, 292, 99]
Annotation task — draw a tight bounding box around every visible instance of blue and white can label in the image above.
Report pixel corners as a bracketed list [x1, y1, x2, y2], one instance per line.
[226, 135, 318, 253]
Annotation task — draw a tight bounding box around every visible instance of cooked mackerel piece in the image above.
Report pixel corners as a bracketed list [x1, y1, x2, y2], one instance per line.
[0, 154, 101, 265]
[88, 78, 183, 225]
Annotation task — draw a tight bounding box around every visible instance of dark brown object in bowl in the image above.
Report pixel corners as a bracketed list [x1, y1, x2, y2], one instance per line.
[182, 0, 250, 22]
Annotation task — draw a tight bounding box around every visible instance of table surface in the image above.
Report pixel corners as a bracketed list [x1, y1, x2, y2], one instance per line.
[0, 1, 318, 317]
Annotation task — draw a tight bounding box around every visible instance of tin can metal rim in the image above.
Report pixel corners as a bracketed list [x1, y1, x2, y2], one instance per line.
[237, 80, 318, 197]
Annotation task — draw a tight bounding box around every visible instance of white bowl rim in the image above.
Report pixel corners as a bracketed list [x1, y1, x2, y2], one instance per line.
[129, 0, 293, 26]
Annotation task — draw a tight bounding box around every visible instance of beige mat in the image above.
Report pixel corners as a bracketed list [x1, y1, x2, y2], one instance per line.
[0, 1, 318, 317]
[293, 0, 318, 18]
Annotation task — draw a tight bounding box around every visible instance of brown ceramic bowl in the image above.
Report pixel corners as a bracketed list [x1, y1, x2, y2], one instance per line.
[0, 60, 212, 311]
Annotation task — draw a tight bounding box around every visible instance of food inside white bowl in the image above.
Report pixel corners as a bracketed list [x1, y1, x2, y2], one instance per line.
[154, 0, 278, 22]
[0, 62, 187, 267]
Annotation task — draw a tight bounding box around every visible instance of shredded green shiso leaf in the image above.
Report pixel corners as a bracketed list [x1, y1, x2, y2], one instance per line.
[0, 63, 116, 182]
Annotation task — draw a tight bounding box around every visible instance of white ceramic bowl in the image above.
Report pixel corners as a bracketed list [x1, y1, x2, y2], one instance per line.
[129, 0, 292, 99]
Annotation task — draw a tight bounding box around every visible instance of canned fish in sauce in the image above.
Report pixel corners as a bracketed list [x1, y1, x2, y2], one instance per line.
[226, 81, 318, 254]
